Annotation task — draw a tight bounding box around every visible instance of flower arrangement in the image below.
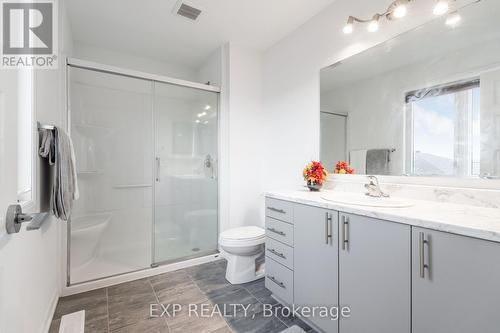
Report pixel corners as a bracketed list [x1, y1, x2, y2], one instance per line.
[303, 161, 328, 191]
[334, 161, 354, 174]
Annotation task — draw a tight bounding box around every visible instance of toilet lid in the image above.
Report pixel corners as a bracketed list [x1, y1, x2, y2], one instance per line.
[220, 226, 265, 241]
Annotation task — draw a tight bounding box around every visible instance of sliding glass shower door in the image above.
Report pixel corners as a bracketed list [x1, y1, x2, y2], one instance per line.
[69, 67, 153, 284]
[68, 65, 219, 284]
[153, 82, 219, 264]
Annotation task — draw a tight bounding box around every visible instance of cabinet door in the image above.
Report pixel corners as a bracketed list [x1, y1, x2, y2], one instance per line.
[294, 203, 338, 333]
[339, 213, 411, 333]
[412, 228, 500, 333]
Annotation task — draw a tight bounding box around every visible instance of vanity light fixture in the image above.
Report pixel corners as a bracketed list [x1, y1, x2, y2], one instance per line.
[204, 105, 211, 110]
[367, 14, 381, 32]
[343, 16, 354, 34]
[342, 0, 411, 34]
[445, 10, 461, 25]
[197, 111, 207, 117]
[342, 0, 474, 34]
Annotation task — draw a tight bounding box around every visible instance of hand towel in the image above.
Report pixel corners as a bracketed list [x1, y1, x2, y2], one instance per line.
[366, 149, 391, 175]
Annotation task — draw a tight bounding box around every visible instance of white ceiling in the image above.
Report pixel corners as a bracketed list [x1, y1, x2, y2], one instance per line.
[66, 0, 336, 68]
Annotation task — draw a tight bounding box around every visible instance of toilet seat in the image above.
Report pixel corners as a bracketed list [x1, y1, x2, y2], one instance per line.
[220, 226, 265, 247]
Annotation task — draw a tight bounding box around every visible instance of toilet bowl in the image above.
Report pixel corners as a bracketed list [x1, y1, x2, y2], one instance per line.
[71, 213, 111, 268]
[219, 226, 265, 284]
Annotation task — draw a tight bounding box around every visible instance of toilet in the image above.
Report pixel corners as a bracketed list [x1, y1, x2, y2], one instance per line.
[219, 226, 266, 284]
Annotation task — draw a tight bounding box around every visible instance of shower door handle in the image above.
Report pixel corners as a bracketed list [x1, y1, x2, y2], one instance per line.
[155, 157, 160, 182]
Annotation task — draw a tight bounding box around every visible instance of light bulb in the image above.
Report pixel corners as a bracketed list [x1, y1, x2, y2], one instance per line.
[204, 105, 211, 110]
[343, 17, 354, 34]
[433, 0, 449, 16]
[367, 15, 380, 32]
[343, 23, 353, 34]
[446, 11, 461, 25]
[392, 4, 407, 18]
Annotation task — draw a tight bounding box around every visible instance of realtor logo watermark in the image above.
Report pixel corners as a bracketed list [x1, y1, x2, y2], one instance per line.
[1, 0, 58, 68]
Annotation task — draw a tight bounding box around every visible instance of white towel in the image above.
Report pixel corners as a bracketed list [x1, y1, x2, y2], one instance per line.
[349, 149, 367, 174]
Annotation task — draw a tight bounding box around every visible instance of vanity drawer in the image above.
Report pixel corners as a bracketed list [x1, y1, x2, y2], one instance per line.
[266, 217, 294, 246]
[265, 257, 294, 305]
[265, 198, 293, 224]
[266, 238, 294, 269]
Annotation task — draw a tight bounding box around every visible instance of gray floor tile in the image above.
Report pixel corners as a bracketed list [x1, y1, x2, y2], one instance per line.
[85, 317, 109, 333]
[272, 304, 314, 332]
[156, 281, 208, 305]
[108, 278, 153, 297]
[50, 259, 294, 333]
[228, 310, 287, 333]
[196, 275, 242, 297]
[212, 326, 233, 333]
[211, 288, 264, 318]
[167, 302, 227, 333]
[53, 288, 107, 322]
[110, 317, 169, 333]
[109, 302, 167, 332]
[186, 262, 226, 281]
[149, 270, 191, 293]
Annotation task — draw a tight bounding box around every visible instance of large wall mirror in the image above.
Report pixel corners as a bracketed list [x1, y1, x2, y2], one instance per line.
[320, 0, 500, 179]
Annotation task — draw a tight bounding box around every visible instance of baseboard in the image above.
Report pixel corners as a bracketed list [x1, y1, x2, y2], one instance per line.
[42, 290, 59, 333]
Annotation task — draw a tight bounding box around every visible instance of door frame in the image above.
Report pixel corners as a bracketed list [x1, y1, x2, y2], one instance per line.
[320, 110, 348, 165]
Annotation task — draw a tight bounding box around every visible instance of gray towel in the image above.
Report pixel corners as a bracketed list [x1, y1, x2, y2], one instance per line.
[366, 149, 391, 175]
[39, 127, 79, 221]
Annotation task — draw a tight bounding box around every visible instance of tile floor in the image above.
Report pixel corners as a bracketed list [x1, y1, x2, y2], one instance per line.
[49, 259, 315, 333]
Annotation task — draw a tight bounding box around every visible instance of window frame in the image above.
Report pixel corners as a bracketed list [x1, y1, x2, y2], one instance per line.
[17, 69, 37, 213]
[405, 78, 480, 177]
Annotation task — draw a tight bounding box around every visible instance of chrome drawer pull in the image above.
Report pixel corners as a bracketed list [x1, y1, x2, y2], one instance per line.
[267, 275, 286, 289]
[267, 207, 286, 214]
[342, 215, 349, 250]
[267, 248, 286, 259]
[267, 227, 286, 236]
[419, 232, 430, 279]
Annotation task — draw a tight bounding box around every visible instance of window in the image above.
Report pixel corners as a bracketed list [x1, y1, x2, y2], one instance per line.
[17, 69, 34, 204]
[406, 79, 480, 177]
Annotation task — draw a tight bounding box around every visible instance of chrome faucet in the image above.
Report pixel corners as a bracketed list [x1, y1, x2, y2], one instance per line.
[365, 175, 389, 198]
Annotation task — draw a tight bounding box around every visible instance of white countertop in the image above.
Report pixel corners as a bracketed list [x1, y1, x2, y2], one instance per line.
[266, 189, 500, 243]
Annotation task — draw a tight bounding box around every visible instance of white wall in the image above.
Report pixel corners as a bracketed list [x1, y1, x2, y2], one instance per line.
[225, 45, 264, 229]
[261, 0, 452, 190]
[73, 43, 198, 82]
[0, 1, 73, 332]
[197, 48, 223, 87]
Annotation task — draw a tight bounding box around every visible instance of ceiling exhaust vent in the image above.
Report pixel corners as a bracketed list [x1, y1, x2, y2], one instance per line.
[174, 1, 202, 21]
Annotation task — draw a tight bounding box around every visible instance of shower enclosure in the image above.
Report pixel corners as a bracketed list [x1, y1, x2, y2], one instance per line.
[67, 61, 219, 284]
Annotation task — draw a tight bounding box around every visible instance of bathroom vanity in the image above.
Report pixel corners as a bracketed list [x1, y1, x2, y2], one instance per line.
[264, 191, 500, 333]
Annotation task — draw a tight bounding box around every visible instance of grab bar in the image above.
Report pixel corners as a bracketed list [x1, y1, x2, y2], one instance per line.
[114, 184, 152, 189]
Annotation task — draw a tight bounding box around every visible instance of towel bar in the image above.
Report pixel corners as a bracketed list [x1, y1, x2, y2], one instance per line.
[5, 204, 50, 234]
[37, 121, 55, 130]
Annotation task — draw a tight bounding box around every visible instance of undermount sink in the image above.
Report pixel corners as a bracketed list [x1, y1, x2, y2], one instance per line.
[321, 192, 414, 208]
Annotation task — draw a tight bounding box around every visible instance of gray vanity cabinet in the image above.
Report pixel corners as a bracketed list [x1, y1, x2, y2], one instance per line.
[338, 213, 411, 333]
[412, 228, 500, 333]
[294, 203, 339, 333]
